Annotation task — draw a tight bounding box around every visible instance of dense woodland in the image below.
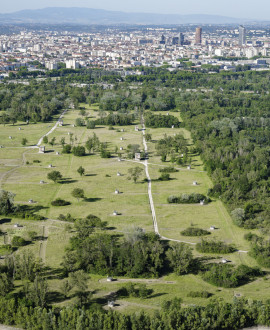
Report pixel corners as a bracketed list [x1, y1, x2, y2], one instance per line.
[1, 67, 270, 328]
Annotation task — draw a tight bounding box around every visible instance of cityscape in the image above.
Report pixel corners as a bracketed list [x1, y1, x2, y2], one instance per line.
[0, 24, 270, 76]
[0, 3, 270, 330]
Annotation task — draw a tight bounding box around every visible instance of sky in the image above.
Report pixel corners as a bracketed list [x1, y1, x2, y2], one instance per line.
[1, 0, 270, 20]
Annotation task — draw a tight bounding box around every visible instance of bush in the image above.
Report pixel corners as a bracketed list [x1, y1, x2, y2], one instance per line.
[33, 160, 41, 163]
[86, 120, 96, 129]
[0, 245, 13, 255]
[119, 283, 153, 299]
[196, 239, 236, 254]
[13, 212, 45, 221]
[181, 227, 210, 237]
[101, 150, 111, 158]
[72, 146, 85, 157]
[202, 264, 262, 288]
[168, 193, 211, 204]
[159, 167, 178, 173]
[58, 213, 75, 222]
[158, 173, 170, 181]
[75, 118, 85, 127]
[231, 208, 245, 226]
[51, 198, 71, 206]
[187, 291, 212, 298]
[62, 144, 72, 154]
[12, 236, 27, 247]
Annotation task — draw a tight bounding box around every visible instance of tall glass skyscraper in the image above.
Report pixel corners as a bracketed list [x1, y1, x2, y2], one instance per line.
[239, 25, 246, 46]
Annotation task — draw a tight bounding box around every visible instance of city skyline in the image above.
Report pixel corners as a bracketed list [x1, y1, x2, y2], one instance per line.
[1, 0, 270, 20]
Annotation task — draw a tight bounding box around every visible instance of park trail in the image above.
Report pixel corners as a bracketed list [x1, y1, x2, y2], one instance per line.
[139, 116, 248, 252]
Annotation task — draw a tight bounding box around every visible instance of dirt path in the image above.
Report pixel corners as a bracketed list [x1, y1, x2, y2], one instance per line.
[39, 225, 48, 263]
[0, 110, 67, 189]
[141, 118, 247, 252]
[36, 110, 67, 146]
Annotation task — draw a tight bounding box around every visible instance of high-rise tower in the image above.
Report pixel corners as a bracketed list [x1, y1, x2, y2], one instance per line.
[195, 27, 202, 44]
[239, 25, 246, 46]
[179, 32, 184, 45]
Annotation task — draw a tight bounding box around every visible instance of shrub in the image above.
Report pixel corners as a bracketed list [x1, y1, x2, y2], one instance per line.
[86, 120, 96, 129]
[0, 245, 13, 255]
[168, 193, 211, 204]
[202, 264, 262, 288]
[187, 291, 212, 298]
[13, 212, 45, 221]
[196, 239, 236, 254]
[119, 283, 153, 299]
[231, 208, 245, 226]
[75, 118, 85, 127]
[33, 160, 41, 163]
[51, 198, 71, 206]
[58, 213, 75, 222]
[101, 150, 111, 158]
[158, 173, 170, 181]
[181, 227, 210, 237]
[72, 146, 85, 157]
[159, 167, 178, 173]
[12, 236, 27, 247]
[62, 144, 72, 154]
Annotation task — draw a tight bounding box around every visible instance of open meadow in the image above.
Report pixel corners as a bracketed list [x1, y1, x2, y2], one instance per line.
[0, 105, 269, 313]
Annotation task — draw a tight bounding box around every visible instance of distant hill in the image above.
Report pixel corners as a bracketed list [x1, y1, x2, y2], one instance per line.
[0, 7, 251, 25]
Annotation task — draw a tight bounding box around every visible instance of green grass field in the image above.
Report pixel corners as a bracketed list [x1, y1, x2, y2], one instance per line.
[0, 106, 269, 312]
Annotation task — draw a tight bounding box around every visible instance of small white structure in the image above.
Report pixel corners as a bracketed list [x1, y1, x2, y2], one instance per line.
[120, 147, 123, 151]
[135, 126, 139, 132]
[108, 301, 115, 308]
[221, 258, 229, 264]
[0, 145, 4, 148]
[48, 164, 53, 168]
[118, 158, 122, 162]
[120, 137, 124, 141]
[135, 153, 141, 161]
[19, 127, 21, 131]
[117, 172, 121, 176]
[68, 132, 70, 135]
[28, 199, 34, 204]
[115, 189, 119, 195]
[200, 200, 205, 206]
[193, 181, 198, 186]
[14, 223, 23, 228]
[107, 276, 113, 282]
[210, 226, 216, 231]
[72, 124, 75, 128]
[59, 120, 63, 127]
[39, 146, 45, 154]
[56, 151, 60, 155]
[187, 165, 191, 170]
[9, 136, 12, 139]
[121, 129, 124, 132]
[181, 154, 184, 157]
[113, 211, 118, 216]
[167, 112, 169, 116]
[40, 180, 45, 184]
[171, 125, 174, 129]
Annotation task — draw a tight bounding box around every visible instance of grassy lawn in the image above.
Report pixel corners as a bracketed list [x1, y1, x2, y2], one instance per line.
[0, 106, 268, 313]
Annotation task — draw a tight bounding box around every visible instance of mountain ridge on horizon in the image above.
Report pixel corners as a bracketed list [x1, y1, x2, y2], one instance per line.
[0, 7, 256, 25]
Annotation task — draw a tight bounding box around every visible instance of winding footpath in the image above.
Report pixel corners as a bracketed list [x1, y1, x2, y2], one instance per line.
[140, 119, 247, 251]
[141, 120, 196, 245]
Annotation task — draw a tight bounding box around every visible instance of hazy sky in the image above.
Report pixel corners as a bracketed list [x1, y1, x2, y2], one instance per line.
[1, 0, 269, 20]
